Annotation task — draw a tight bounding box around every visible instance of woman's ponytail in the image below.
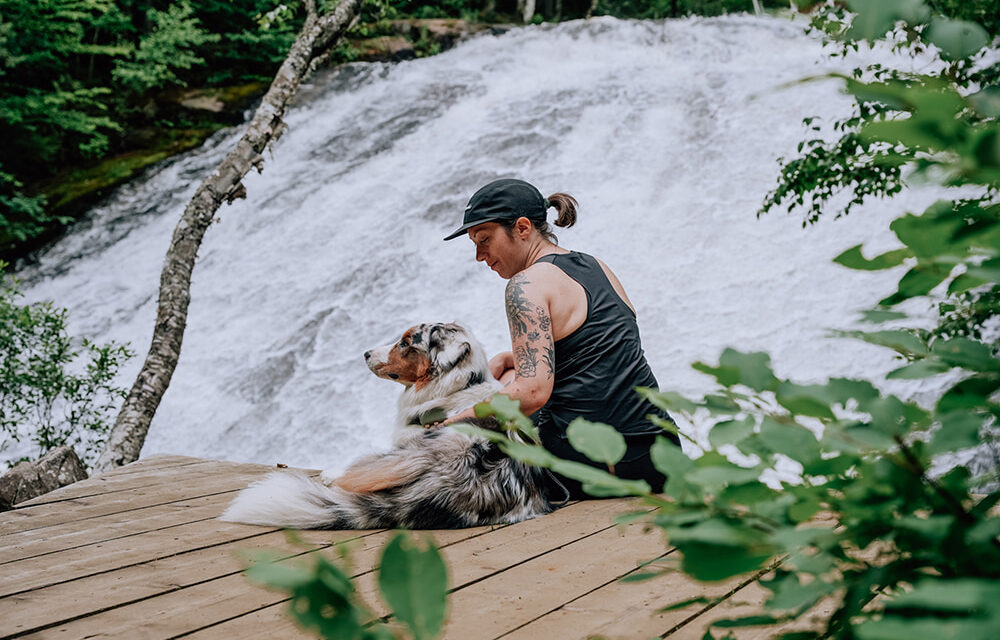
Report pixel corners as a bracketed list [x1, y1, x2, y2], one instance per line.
[548, 192, 578, 228]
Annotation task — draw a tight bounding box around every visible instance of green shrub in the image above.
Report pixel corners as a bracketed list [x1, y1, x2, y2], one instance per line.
[0, 263, 133, 468]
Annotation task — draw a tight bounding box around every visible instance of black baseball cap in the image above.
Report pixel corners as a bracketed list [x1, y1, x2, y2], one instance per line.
[443, 178, 549, 241]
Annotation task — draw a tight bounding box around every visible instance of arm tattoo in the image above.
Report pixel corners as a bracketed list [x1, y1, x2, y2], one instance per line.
[505, 272, 555, 381]
[541, 345, 555, 376]
[515, 343, 538, 377]
[505, 274, 534, 338]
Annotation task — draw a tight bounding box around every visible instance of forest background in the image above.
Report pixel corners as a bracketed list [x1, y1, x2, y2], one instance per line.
[0, 0, 792, 263]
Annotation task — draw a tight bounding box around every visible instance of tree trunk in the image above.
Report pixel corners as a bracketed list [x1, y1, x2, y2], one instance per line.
[95, 0, 362, 473]
[522, 0, 536, 23]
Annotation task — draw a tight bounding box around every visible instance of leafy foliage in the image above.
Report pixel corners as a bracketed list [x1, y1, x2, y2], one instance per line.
[761, 0, 998, 224]
[591, 0, 786, 20]
[762, 0, 1000, 348]
[0, 263, 132, 467]
[111, 2, 220, 94]
[246, 531, 448, 640]
[459, 6, 1000, 637]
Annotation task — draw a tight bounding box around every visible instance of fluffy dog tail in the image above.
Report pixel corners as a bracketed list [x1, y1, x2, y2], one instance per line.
[220, 472, 356, 529]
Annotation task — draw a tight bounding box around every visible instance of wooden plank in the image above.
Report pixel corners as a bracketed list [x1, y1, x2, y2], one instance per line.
[0, 462, 289, 535]
[411, 515, 666, 639]
[10, 525, 493, 640]
[1, 517, 286, 598]
[12, 457, 234, 508]
[128, 500, 629, 640]
[0, 527, 382, 638]
[0, 492, 235, 564]
[499, 556, 777, 640]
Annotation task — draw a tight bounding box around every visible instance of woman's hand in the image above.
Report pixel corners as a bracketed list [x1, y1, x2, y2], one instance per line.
[427, 407, 478, 429]
[488, 351, 514, 381]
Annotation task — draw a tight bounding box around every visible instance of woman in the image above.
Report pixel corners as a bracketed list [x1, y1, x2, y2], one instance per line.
[442, 178, 679, 499]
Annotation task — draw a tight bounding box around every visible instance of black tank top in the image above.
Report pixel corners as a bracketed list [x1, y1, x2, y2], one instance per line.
[532, 251, 666, 441]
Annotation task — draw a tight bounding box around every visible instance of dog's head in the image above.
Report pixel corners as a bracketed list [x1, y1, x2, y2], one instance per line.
[364, 323, 484, 389]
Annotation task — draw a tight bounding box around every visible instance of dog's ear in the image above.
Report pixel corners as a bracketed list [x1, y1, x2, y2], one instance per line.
[428, 324, 471, 372]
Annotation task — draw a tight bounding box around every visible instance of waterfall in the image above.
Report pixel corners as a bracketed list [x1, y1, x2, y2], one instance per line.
[10, 15, 943, 472]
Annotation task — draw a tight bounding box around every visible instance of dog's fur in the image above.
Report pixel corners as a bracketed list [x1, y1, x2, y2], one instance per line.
[220, 322, 554, 529]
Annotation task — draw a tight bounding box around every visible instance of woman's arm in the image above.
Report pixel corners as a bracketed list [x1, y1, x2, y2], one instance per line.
[441, 271, 555, 426]
[499, 271, 555, 415]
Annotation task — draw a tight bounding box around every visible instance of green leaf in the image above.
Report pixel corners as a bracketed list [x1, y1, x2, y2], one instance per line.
[968, 87, 1000, 118]
[566, 418, 627, 466]
[886, 358, 952, 379]
[712, 614, 785, 628]
[928, 410, 985, 455]
[842, 329, 929, 358]
[640, 387, 699, 414]
[651, 435, 694, 478]
[924, 17, 990, 61]
[758, 417, 822, 464]
[688, 459, 762, 492]
[499, 441, 560, 468]
[888, 578, 999, 612]
[931, 337, 1000, 372]
[718, 482, 779, 506]
[704, 393, 741, 414]
[708, 416, 756, 448]
[855, 615, 995, 640]
[880, 263, 953, 306]
[787, 494, 822, 523]
[825, 378, 881, 404]
[864, 395, 928, 435]
[844, 0, 930, 41]
[244, 559, 314, 591]
[890, 212, 965, 260]
[658, 595, 715, 612]
[834, 245, 911, 271]
[775, 382, 837, 419]
[675, 541, 775, 582]
[475, 394, 536, 439]
[859, 309, 909, 324]
[548, 458, 651, 496]
[937, 375, 1000, 412]
[764, 572, 838, 612]
[718, 349, 780, 392]
[694, 350, 778, 393]
[619, 569, 672, 583]
[378, 533, 448, 640]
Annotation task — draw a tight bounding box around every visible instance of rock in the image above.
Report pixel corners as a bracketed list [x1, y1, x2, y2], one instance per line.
[389, 18, 489, 49]
[0, 446, 88, 510]
[353, 36, 416, 62]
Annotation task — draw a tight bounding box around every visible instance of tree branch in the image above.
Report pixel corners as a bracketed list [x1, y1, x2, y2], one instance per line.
[95, 0, 363, 472]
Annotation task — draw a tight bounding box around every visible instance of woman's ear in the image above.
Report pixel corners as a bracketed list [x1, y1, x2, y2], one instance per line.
[514, 216, 533, 238]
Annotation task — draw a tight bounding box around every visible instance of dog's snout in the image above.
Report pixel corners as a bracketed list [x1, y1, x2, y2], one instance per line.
[364, 350, 372, 361]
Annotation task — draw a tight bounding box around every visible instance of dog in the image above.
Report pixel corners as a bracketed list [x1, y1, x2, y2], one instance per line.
[220, 322, 555, 529]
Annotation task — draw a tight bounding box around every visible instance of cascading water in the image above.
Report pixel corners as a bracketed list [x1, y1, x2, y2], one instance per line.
[9, 15, 945, 472]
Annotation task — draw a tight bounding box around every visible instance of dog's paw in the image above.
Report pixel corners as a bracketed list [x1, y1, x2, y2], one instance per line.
[319, 468, 339, 486]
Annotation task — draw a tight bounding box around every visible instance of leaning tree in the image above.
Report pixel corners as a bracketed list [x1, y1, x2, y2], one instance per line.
[96, 0, 363, 472]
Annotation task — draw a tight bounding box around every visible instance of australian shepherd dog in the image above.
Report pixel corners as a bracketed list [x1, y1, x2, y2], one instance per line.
[220, 322, 554, 529]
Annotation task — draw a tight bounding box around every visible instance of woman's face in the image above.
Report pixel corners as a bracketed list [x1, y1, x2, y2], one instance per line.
[468, 222, 523, 279]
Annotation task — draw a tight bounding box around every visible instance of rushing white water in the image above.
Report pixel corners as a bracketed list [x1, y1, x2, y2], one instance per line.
[9, 15, 948, 471]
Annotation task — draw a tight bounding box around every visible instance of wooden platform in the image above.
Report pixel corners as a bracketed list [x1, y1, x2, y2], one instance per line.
[0, 455, 824, 639]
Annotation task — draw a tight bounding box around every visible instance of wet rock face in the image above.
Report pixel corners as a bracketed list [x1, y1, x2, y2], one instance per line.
[0, 446, 88, 510]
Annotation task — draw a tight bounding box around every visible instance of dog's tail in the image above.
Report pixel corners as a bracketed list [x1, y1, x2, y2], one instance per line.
[220, 472, 358, 529]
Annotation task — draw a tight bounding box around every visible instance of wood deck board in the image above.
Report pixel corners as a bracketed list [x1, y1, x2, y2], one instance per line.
[0, 456, 795, 640]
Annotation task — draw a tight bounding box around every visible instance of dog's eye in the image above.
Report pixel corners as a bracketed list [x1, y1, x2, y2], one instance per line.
[399, 340, 409, 349]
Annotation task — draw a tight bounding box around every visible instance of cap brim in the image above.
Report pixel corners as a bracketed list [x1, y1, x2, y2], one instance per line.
[443, 218, 497, 241]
